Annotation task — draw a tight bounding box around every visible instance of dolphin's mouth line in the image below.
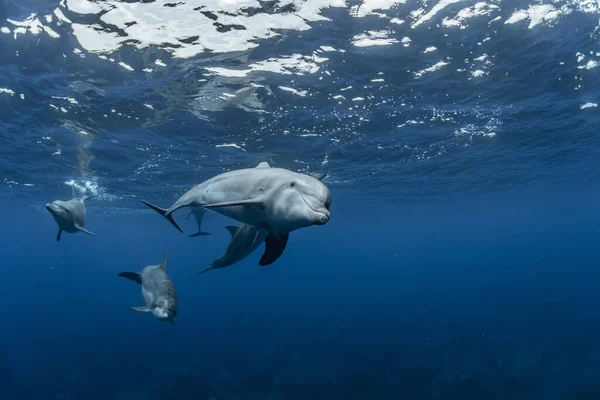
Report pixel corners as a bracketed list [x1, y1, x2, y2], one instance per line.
[295, 189, 327, 217]
[47, 204, 69, 213]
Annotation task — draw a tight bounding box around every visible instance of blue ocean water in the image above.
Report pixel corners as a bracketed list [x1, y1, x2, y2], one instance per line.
[2, 0, 600, 398]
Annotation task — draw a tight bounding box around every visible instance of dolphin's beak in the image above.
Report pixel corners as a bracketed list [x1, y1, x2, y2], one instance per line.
[314, 210, 330, 225]
[46, 203, 63, 215]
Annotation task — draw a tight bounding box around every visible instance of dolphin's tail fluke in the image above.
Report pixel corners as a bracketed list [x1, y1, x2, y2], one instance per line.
[141, 200, 183, 233]
[189, 231, 210, 238]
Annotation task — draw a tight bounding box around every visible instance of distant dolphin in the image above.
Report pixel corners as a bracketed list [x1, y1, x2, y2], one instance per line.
[45, 186, 95, 241]
[141, 161, 331, 262]
[186, 207, 210, 238]
[117, 250, 178, 326]
[197, 223, 277, 275]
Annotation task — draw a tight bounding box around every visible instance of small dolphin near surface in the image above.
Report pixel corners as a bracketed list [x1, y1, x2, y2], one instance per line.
[197, 223, 286, 275]
[45, 186, 95, 241]
[141, 162, 331, 262]
[117, 250, 178, 326]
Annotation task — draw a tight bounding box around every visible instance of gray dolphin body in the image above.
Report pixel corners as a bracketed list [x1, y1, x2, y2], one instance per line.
[197, 224, 272, 275]
[118, 250, 178, 325]
[142, 162, 331, 262]
[45, 186, 95, 241]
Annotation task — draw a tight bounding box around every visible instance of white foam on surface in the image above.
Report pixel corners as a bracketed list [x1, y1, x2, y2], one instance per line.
[414, 61, 449, 78]
[505, 4, 560, 29]
[353, 0, 406, 17]
[412, 0, 466, 28]
[578, 60, 599, 69]
[352, 30, 398, 47]
[206, 53, 326, 77]
[216, 143, 245, 150]
[119, 62, 134, 71]
[441, 2, 499, 29]
[60, 0, 347, 58]
[279, 86, 309, 97]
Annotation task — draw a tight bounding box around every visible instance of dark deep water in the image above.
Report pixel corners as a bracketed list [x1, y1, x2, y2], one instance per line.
[2, 0, 600, 399]
[3, 183, 600, 399]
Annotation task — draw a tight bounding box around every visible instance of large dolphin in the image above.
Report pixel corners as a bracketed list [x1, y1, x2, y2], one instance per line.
[185, 171, 327, 239]
[141, 161, 331, 260]
[45, 186, 95, 241]
[117, 250, 178, 326]
[197, 223, 280, 275]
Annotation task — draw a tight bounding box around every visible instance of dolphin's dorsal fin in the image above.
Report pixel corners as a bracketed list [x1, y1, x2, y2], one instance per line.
[71, 185, 76, 199]
[225, 225, 240, 237]
[310, 172, 327, 181]
[255, 161, 270, 168]
[159, 249, 169, 271]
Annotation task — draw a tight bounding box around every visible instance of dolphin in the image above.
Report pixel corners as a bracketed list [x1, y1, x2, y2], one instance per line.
[197, 223, 280, 275]
[45, 186, 95, 241]
[186, 207, 211, 238]
[117, 250, 178, 326]
[185, 173, 327, 239]
[141, 161, 331, 261]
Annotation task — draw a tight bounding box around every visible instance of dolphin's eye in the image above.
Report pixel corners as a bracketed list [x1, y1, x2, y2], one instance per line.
[290, 182, 295, 187]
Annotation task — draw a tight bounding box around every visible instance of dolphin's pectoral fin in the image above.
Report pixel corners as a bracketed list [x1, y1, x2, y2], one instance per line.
[141, 200, 183, 233]
[196, 265, 215, 275]
[225, 225, 240, 237]
[204, 198, 265, 210]
[189, 231, 210, 238]
[131, 306, 150, 312]
[75, 224, 95, 236]
[259, 233, 289, 266]
[168, 319, 176, 326]
[56, 229, 62, 241]
[118, 272, 142, 284]
[83, 195, 95, 202]
[255, 161, 271, 168]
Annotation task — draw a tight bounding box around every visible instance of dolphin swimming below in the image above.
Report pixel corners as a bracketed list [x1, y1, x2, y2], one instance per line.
[117, 250, 178, 325]
[141, 161, 331, 262]
[45, 186, 95, 241]
[197, 223, 281, 275]
[186, 207, 211, 238]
